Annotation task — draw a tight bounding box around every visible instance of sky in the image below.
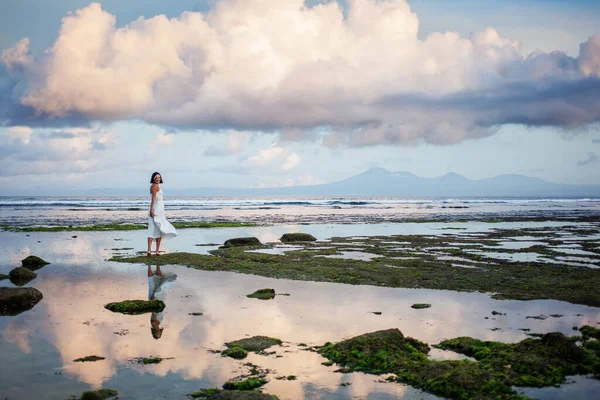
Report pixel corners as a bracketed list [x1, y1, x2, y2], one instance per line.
[1, 0, 600, 194]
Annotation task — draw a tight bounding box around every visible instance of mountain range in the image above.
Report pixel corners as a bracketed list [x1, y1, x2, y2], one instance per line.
[91, 168, 600, 197]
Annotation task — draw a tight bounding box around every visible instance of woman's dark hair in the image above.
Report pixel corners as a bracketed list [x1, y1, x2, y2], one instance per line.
[150, 172, 163, 184]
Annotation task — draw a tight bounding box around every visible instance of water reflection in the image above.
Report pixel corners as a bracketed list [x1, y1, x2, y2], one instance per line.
[147, 264, 177, 340]
[1, 224, 600, 399]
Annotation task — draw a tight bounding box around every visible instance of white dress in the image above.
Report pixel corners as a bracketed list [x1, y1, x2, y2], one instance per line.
[148, 188, 178, 239]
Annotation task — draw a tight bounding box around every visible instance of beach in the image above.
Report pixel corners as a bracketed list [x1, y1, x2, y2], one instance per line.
[1, 197, 600, 399]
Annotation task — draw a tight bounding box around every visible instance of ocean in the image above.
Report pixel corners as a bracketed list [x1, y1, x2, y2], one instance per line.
[1, 196, 600, 227]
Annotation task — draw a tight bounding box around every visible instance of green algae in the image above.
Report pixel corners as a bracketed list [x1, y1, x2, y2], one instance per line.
[104, 299, 165, 314]
[222, 346, 249, 360]
[318, 329, 600, 400]
[73, 355, 105, 362]
[111, 243, 600, 307]
[191, 388, 221, 398]
[318, 329, 429, 374]
[246, 288, 276, 300]
[580, 325, 600, 339]
[3, 221, 256, 232]
[222, 378, 267, 391]
[226, 336, 282, 353]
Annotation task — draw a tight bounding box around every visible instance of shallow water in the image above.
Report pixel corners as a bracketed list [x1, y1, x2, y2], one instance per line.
[1, 223, 600, 399]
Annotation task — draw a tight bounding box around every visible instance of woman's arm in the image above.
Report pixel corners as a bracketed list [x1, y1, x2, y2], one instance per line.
[149, 184, 158, 217]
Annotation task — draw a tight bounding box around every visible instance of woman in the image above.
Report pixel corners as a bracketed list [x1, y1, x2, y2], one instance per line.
[148, 172, 177, 256]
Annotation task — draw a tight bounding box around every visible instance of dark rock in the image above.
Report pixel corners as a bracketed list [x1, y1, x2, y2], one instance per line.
[21, 255, 50, 270]
[247, 288, 276, 300]
[0, 287, 43, 316]
[223, 237, 261, 247]
[226, 336, 282, 353]
[9, 267, 37, 280]
[104, 299, 165, 314]
[280, 233, 317, 242]
[80, 389, 118, 400]
[205, 391, 278, 400]
[411, 303, 431, 309]
[526, 315, 547, 320]
[189, 312, 204, 316]
[491, 310, 505, 315]
[9, 276, 36, 287]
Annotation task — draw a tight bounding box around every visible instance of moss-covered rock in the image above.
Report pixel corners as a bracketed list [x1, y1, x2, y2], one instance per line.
[223, 377, 267, 391]
[437, 332, 590, 387]
[0, 287, 43, 316]
[318, 329, 429, 374]
[74, 355, 105, 362]
[319, 329, 600, 399]
[222, 346, 248, 360]
[191, 388, 221, 398]
[205, 391, 278, 400]
[80, 388, 118, 400]
[246, 288, 276, 300]
[9, 267, 37, 280]
[135, 357, 164, 364]
[223, 237, 261, 247]
[411, 303, 431, 309]
[580, 325, 600, 340]
[21, 255, 50, 270]
[280, 233, 317, 242]
[226, 336, 282, 353]
[104, 299, 165, 314]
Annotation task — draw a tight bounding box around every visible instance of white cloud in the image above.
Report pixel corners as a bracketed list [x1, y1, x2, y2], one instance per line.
[8, 125, 32, 144]
[0, 124, 117, 176]
[204, 130, 248, 156]
[149, 131, 175, 154]
[2, 1, 600, 145]
[247, 143, 286, 166]
[0, 38, 32, 75]
[283, 152, 300, 170]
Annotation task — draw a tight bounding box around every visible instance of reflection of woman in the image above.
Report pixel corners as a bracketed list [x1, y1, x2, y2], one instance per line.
[148, 172, 177, 257]
[148, 264, 177, 339]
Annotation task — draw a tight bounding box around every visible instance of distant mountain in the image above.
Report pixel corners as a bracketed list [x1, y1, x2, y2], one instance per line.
[22, 168, 600, 197]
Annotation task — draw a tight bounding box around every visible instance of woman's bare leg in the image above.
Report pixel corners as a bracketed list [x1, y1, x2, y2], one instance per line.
[147, 237, 153, 256]
[156, 237, 162, 256]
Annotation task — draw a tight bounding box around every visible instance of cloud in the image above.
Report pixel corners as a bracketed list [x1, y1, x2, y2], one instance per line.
[577, 152, 598, 166]
[247, 143, 286, 166]
[204, 130, 248, 156]
[8, 125, 32, 143]
[1, 1, 600, 146]
[243, 143, 300, 172]
[0, 124, 117, 176]
[283, 152, 300, 170]
[593, 139, 600, 144]
[149, 131, 174, 154]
